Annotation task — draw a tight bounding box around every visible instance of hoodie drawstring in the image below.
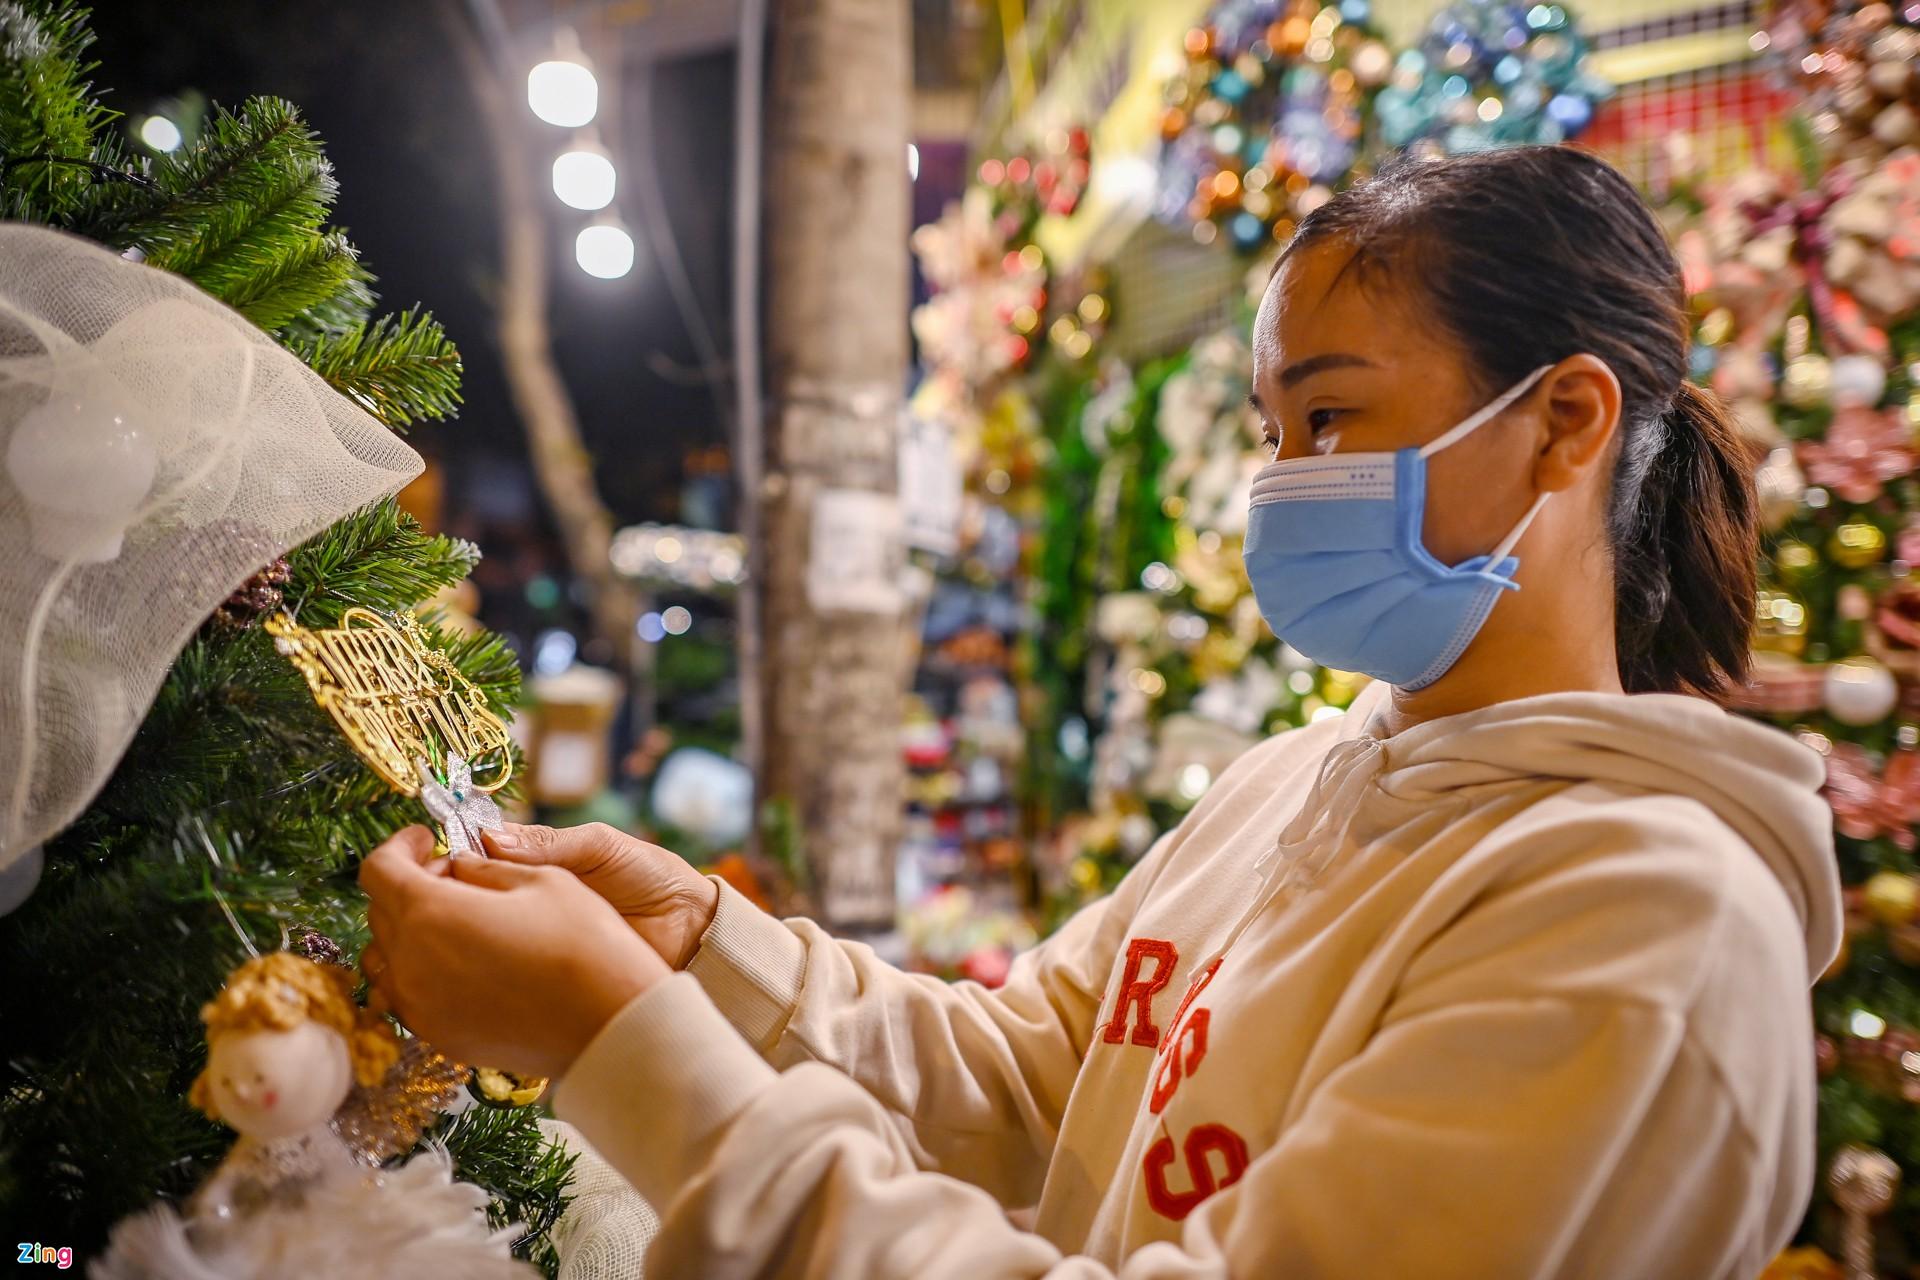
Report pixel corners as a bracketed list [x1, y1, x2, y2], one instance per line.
[1196, 735, 1386, 975]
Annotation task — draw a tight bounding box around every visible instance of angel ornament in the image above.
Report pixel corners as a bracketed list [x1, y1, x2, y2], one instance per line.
[96, 952, 533, 1279]
[185, 953, 396, 1219]
[419, 754, 504, 856]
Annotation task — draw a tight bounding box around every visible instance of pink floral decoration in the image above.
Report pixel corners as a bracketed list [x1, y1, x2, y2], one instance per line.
[1825, 742, 1920, 850]
[1798, 403, 1919, 502]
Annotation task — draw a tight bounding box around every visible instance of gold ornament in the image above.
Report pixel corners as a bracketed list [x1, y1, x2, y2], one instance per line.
[1775, 539, 1820, 583]
[1758, 1245, 1843, 1280]
[1781, 354, 1834, 408]
[1754, 589, 1810, 657]
[1830, 521, 1888, 569]
[1698, 307, 1735, 348]
[1865, 870, 1920, 925]
[332, 1037, 471, 1162]
[1318, 668, 1371, 706]
[1068, 855, 1103, 892]
[1828, 1145, 1900, 1280]
[266, 608, 512, 797]
[470, 1066, 549, 1109]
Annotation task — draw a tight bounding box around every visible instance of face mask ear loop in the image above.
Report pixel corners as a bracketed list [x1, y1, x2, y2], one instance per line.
[1416, 364, 1556, 460]
[1489, 491, 1551, 564]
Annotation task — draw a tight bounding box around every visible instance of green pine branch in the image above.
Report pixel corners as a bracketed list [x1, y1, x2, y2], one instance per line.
[286, 306, 464, 429]
[0, 1, 114, 222]
[0, 6, 568, 1263]
[96, 95, 376, 336]
[105, 96, 330, 267]
[278, 261, 378, 341]
[437, 1106, 579, 1273]
[219, 226, 360, 332]
[286, 498, 482, 626]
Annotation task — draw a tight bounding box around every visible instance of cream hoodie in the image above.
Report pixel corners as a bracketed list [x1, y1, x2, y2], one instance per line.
[556, 686, 1842, 1279]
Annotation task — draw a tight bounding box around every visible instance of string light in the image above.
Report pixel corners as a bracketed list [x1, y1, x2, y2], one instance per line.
[552, 140, 616, 211]
[575, 219, 635, 279]
[139, 115, 182, 153]
[528, 55, 597, 127]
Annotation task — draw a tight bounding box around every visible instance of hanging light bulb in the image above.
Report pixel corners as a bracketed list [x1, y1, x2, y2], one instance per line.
[139, 115, 182, 153]
[552, 138, 616, 210]
[528, 35, 597, 128]
[576, 217, 635, 279]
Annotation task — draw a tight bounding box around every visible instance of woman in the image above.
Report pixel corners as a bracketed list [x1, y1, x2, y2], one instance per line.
[361, 147, 1840, 1278]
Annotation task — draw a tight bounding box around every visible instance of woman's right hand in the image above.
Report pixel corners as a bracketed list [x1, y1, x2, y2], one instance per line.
[478, 822, 721, 970]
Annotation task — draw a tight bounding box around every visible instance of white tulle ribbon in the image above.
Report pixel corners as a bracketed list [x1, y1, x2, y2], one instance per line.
[0, 224, 423, 874]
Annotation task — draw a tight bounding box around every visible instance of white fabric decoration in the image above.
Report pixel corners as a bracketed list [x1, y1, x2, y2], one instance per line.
[541, 1119, 660, 1280]
[0, 224, 422, 872]
[93, 1145, 533, 1279]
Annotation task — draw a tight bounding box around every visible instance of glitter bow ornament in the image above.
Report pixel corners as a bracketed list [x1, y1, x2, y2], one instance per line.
[417, 754, 503, 857]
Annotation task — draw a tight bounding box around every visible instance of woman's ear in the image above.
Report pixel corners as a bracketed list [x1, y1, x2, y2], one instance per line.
[1533, 354, 1621, 493]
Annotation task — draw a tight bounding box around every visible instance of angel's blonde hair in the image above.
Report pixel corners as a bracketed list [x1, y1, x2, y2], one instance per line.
[188, 951, 399, 1121]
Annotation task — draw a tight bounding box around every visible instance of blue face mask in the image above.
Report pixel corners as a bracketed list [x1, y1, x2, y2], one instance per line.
[1242, 366, 1553, 691]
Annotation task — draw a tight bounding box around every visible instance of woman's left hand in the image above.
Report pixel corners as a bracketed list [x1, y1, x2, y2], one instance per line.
[359, 825, 669, 1079]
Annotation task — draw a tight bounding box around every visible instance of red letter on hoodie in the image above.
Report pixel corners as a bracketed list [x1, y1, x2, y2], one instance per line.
[1102, 938, 1177, 1047]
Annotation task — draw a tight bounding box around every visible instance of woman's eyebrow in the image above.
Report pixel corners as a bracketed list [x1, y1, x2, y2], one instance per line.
[1279, 352, 1376, 389]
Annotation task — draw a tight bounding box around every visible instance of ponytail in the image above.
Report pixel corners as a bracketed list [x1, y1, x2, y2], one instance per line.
[1613, 381, 1757, 699]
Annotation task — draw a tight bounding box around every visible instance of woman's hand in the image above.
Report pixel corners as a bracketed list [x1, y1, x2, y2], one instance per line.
[477, 822, 720, 970]
[359, 826, 669, 1079]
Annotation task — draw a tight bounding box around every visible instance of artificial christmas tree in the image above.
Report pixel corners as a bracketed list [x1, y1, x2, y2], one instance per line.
[1671, 4, 1920, 1272]
[0, 3, 571, 1266]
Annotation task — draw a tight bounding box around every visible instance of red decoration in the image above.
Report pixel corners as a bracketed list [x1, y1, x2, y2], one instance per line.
[1797, 403, 1918, 502]
[1824, 742, 1920, 850]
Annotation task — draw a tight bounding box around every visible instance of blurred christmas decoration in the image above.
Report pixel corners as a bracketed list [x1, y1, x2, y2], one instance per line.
[1825, 741, 1920, 850]
[1374, 0, 1611, 154]
[525, 665, 624, 810]
[1152, 0, 1387, 249]
[899, 883, 1037, 986]
[1153, 0, 1608, 251]
[1773, 1, 1920, 167]
[608, 523, 747, 591]
[650, 747, 755, 852]
[912, 128, 1092, 392]
[1682, 5, 1920, 1268]
[1759, 1244, 1844, 1280]
[1829, 1144, 1901, 1280]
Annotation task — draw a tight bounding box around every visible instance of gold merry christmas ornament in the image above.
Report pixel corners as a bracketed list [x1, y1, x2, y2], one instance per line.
[265, 608, 512, 852]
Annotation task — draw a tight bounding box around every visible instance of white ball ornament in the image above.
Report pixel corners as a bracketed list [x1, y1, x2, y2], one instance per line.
[5, 387, 156, 562]
[1831, 354, 1889, 408]
[1826, 656, 1901, 726]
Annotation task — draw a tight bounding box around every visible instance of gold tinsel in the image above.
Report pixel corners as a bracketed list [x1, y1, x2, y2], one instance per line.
[330, 1037, 471, 1163]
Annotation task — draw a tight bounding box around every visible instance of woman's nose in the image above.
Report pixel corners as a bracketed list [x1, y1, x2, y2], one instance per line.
[1273, 425, 1317, 463]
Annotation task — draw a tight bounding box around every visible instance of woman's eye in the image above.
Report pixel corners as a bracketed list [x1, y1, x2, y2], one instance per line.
[1307, 407, 1344, 433]
[1261, 433, 1281, 457]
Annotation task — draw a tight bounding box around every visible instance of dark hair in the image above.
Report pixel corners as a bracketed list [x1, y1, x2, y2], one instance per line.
[1283, 147, 1756, 699]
